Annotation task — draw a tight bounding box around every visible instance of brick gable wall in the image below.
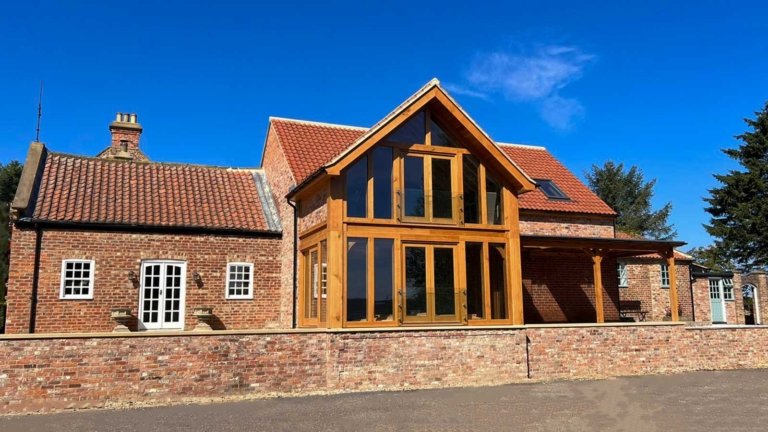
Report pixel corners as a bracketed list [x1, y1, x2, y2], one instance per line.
[5, 227, 282, 333]
[521, 251, 620, 323]
[519, 211, 615, 238]
[298, 186, 328, 233]
[260, 127, 298, 328]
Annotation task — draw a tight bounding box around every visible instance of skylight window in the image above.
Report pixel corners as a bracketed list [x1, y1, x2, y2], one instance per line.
[535, 179, 569, 200]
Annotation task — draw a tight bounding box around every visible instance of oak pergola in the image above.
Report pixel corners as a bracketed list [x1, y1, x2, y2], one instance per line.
[520, 235, 687, 322]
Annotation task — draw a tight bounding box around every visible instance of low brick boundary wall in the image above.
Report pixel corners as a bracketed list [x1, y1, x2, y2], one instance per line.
[2, 324, 767, 414]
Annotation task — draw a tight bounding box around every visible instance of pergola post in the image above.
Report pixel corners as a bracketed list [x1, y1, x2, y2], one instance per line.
[591, 250, 605, 323]
[666, 249, 679, 322]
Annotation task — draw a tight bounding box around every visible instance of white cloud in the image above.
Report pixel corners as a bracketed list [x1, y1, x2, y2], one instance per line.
[539, 95, 585, 130]
[442, 82, 490, 101]
[452, 44, 595, 129]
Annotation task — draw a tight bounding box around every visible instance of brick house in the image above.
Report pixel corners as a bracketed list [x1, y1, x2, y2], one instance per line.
[6, 79, 703, 333]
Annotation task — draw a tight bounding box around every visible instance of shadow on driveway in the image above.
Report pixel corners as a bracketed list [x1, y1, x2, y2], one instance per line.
[2, 369, 767, 432]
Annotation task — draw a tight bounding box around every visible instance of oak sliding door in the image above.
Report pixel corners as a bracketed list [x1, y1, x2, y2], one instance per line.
[402, 243, 460, 324]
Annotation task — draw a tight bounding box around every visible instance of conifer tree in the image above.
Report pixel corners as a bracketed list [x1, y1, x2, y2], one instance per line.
[586, 161, 676, 239]
[705, 102, 768, 269]
[0, 160, 23, 331]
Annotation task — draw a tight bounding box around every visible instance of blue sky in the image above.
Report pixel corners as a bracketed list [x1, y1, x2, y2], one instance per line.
[2, 1, 767, 248]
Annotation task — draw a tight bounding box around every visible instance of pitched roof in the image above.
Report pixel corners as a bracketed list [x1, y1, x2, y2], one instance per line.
[499, 144, 617, 216]
[614, 231, 692, 261]
[269, 117, 365, 184]
[269, 118, 617, 216]
[271, 79, 535, 194]
[24, 152, 280, 233]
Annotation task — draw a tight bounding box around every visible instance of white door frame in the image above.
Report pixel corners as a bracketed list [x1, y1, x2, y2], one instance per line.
[138, 260, 187, 330]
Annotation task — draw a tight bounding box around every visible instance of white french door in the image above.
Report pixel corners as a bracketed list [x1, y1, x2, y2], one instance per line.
[139, 261, 186, 330]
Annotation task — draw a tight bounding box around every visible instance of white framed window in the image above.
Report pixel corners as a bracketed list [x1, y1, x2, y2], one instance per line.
[312, 262, 328, 299]
[660, 264, 670, 288]
[60, 259, 95, 299]
[226, 262, 254, 299]
[723, 278, 734, 301]
[617, 262, 629, 288]
[709, 279, 721, 299]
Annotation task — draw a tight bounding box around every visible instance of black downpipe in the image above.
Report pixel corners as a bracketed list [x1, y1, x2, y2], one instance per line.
[287, 198, 298, 328]
[29, 225, 42, 333]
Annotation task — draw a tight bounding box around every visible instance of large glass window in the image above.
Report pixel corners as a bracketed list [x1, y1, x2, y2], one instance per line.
[430, 119, 459, 147]
[462, 155, 480, 224]
[431, 158, 453, 219]
[404, 156, 425, 217]
[486, 173, 503, 225]
[347, 238, 368, 321]
[465, 243, 484, 319]
[434, 248, 456, 316]
[403, 155, 456, 222]
[374, 239, 394, 321]
[404, 246, 427, 317]
[489, 244, 507, 319]
[346, 157, 367, 218]
[387, 110, 426, 144]
[372, 147, 393, 219]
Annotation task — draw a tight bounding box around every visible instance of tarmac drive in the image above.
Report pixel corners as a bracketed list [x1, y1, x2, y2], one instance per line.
[2, 369, 767, 431]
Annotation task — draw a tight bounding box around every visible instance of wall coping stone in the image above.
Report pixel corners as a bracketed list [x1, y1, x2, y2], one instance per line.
[0, 321, 686, 341]
[686, 325, 768, 331]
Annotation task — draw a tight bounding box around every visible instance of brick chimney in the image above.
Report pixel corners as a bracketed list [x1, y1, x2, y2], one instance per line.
[99, 113, 148, 161]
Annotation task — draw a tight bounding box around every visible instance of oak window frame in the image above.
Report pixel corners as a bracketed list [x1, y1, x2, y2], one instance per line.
[464, 242, 511, 324]
[343, 235, 398, 327]
[299, 240, 329, 327]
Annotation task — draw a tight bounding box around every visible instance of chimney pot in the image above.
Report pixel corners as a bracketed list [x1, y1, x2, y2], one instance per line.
[105, 112, 143, 160]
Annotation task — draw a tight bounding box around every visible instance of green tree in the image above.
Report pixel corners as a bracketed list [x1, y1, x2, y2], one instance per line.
[687, 245, 734, 272]
[705, 102, 768, 270]
[0, 161, 23, 331]
[585, 161, 676, 240]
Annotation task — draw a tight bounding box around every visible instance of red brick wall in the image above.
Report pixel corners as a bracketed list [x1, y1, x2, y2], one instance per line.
[692, 273, 755, 325]
[519, 212, 615, 237]
[5, 227, 282, 333]
[298, 186, 328, 232]
[522, 251, 620, 323]
[261, 127, 298, 327]
[619, 259, 693, 321]
[2, 325, 768, 414]
[526, 325, 768, 380]
[692, 276, 712, 323]
[0, 329, 528, 413]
